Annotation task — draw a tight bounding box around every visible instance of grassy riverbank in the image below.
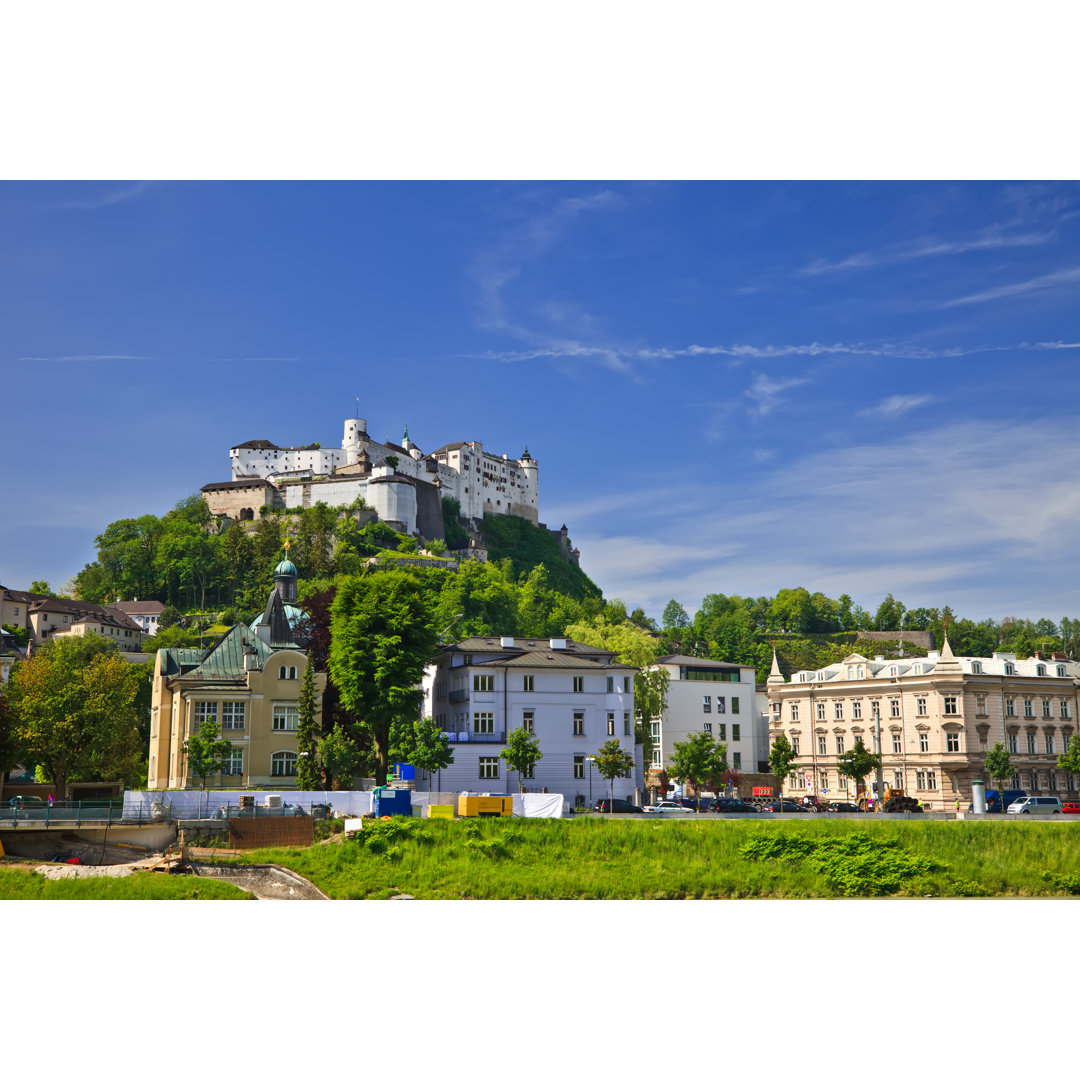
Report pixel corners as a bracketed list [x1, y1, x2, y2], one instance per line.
[0, 864, 252, 899]
[242, 816, 1080, 900]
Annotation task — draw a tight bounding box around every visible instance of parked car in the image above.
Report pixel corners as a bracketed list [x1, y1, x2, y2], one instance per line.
[759, 800, 810, 813]
[1061, 801, 1080, 815]
[825, 801, 863, 813]
[709, 798, 760, 813]
[643, 800, 695, 814]
[969, 788, 1027, 813]
[1006, 796, 1063, 814]
[593, 798, 644, 814]
[799, 795, 825, 812]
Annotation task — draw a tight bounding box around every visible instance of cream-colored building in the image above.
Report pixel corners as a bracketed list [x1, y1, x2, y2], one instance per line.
[765, 641, 1079, 809]
[147, 558, 325, 790]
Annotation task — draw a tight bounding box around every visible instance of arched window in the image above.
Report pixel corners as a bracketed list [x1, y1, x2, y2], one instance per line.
[971, 662, 982, 674]
[279, 666, 287, 679]
[290, 666, 298, 680]
[1036, 664, 1046, 676]
[271, 751, 298, 777]
[1057, 666, 1066, 677]
[1004, 663, 1015, 676]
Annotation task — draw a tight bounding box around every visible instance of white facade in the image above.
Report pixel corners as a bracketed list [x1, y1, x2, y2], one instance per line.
[229, 417, 539, 530]
[422, 636, 641, 807]
[648, 656, 764, 778]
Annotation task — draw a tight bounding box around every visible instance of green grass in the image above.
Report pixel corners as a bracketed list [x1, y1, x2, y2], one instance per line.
[237, 817, 1080, 899]
[0, 865, 253, 900]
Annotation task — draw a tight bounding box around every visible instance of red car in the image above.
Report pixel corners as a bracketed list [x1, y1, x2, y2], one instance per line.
[1061, 801, 1080, 815]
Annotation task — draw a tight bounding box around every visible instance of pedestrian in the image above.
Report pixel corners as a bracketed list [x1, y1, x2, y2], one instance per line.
[955, 798, 961, 814]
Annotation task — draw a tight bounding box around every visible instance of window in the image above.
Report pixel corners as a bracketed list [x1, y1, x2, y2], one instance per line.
[574, 755, 585, 779]
[273, 704, 298, 731]
[971, 661, 982, 674]
[917, 697, 928, 717]
[1037, 664, 1047, 676]
[607, 713, 616, 736]
[573, 712, 585, 736]
[1063, 733, 1072, 752]
[718, 724, 726, 740]
[852, 701, 862, 720]
[890, 699, 901, 718]
[523, 675, 534, 692]
[892, 733, 902, 753]
[704, 722, 712, 734]
[1061, 700, 1070, 719]
[848, 666, 855, 680]
[943, 696, 958, 716]
[703, 695, 712, 713]
[1031, 770, 1040, 792]
[473, 673, 494, 692]
[271, 751, 297, 777]
[221, 701, 245, 730]
[279, 664, 297, 680]
[791, 736, 800, 755]
[1024, 699, 1034, 718]
[650, 720, 661, 741]
[733, 752, 741, 769]
[194, 701, 217, 731]
[521, 761, 535, 780]
[946, 732, 960, 752]
[731, 698, 739, 714]
[916, 771, 925, 791]
[1049, 771, 1058, 791]
[871, 701, 880, 720]
[927, 770, 937, 791]
[1045, 733, 1055, 754]
[817, 702, 826, 721]
[772, 702, 781, 722]
[834, 702, 843, 720]
[894, 771, 903, 789]
[1006, 698, 1016, 717]
[732, 724, 741, 741]
[624, 677, 631, 692]
[790, 704, 799, 722]
[573, 677, 584, 693]
[1008, 732, 1018, 753]
[1027, 733, 1037, 754]
[1042, 698, 1052, 718]
[222, 747, 243, 776]
[474, 712, 494, 734]
[523, 711, 534, 733]
[818, 735, 827, 755]
[624, 712, 631, 736]
[835, 736, 845, 754]
[479, 757, 499, 779]
[1005, 662, 1015, 675]
[919, 732, 929, 752]
[1057, 666, 1067, 678]
[607, 677, 615, 692]
[976, 694, 987, 714]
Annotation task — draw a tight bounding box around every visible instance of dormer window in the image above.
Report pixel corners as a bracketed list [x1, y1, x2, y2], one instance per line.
[1036, 664, 1047, 676]
[971, 662, 982, 674]
[1057, 666, 1066, 677]
[889, 666, 898, 677]
[1005, 662, 1015, 676]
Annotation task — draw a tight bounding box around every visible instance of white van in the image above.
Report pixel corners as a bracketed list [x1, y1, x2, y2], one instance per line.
[1006, 796, 1063, 815]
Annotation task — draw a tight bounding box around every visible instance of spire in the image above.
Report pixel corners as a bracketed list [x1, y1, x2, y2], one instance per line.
[767, 647, 785, 685]
[934, 631, 962, 675]
[403, 422, 409, 445]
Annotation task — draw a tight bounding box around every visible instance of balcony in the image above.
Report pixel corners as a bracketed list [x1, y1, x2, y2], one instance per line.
[445, 730, 507, 744]
[448, 689, 469, 704]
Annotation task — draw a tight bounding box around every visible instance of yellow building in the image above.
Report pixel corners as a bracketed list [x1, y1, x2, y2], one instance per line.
[148, 557, 325, 790]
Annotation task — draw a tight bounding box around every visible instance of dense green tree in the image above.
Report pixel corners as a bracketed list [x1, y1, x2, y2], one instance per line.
[1057, 733, 1080, 792]
[873, 594, 906, 632]
[6, 636, 144, 797]
[183, 717, 234, 790]
[836, 738, 882, 803]
[318, 726, 367, 790]
[296, 656, 321, 790]
[768, 733, 797, 811]
[591, 738, 635, 810]
[329, 570, 438, 781]
[500, 728, 543, 792]
[985, 742, 1015, 810]
[408, 717, 455, 792]
[668, 730, 724, 811]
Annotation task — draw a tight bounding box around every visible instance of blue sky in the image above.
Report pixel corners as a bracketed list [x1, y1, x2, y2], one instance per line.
[5, 180, 1080, 623]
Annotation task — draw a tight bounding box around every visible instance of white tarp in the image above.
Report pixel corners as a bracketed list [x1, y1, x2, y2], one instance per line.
[123, 789, 373, 818]
[512, 793, 565, 818]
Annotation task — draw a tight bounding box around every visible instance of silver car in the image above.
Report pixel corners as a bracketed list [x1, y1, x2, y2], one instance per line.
[1006, 796, 1062, 815]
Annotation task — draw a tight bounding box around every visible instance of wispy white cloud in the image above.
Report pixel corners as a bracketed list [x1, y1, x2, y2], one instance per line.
[745, 374, 809, 417]
[575, 421, 1080, 623]
[801, 230, 1053, 276]
[53, 181, 155, 211]
[938, 265, 1080, 308]
[21, 354, 152, 363]
[858, 394, 933, 419]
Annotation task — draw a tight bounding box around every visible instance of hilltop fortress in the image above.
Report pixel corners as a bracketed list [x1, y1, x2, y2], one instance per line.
[201, 415, 540, 541]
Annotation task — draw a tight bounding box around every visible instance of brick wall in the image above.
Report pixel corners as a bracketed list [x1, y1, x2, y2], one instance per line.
[228, 816, 314, 849]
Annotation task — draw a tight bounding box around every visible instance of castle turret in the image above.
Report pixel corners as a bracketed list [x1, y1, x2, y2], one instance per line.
[343, 417, 367, 466]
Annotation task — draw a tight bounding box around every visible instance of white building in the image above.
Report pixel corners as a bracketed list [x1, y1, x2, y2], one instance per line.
[110, 600, 166, 637]
[422, 636, 641, 807]
[224, 416, 540, 536]
[647, 655, 765, 779]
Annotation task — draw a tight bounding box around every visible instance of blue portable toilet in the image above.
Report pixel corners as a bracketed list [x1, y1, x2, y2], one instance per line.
[377, 789, 412, 816]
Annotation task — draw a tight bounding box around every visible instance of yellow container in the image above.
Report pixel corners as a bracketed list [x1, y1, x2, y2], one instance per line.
[427, 803, 454, 820]
[457, 794, 513, 817]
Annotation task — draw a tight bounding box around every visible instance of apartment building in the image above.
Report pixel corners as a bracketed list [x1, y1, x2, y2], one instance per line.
[422, 636, 640, 806]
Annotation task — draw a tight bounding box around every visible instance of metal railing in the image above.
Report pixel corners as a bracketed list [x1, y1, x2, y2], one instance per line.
[0, 799, 170, 828]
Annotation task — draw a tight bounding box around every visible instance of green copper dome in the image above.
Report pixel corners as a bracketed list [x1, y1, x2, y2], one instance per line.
[274, 558, 298, 577]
